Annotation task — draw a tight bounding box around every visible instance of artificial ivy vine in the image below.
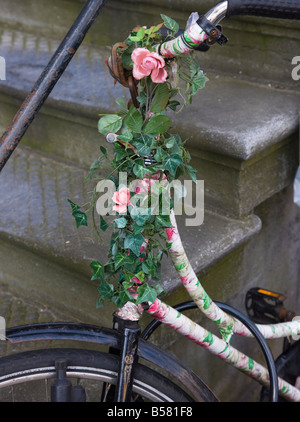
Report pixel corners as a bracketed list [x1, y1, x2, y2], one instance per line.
[69, 14, 208, 308]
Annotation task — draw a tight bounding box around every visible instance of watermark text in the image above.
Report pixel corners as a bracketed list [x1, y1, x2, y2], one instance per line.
[292, 56, 300, 81]
[95, 172, 204, 227]
[0, 316, 6, 340]
[0, 56, 5, 80]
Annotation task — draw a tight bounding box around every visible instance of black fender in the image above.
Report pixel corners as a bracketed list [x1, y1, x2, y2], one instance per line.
[5, 321, 218, 402]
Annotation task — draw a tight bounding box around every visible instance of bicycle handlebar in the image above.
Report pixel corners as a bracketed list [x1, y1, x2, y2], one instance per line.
[158, 0, 300, 58]
[226, 0, 300, 20]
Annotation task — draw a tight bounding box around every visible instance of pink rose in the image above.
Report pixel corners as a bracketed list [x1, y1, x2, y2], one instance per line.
[112, 187, 131, 214]
[131, 48, 167, 83]
[135, 172, 168, 196]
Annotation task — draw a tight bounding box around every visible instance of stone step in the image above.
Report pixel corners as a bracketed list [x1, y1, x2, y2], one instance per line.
[0, 23, 299, 217]
[0, 145, 261, 324]
[0, 0, 299, 86]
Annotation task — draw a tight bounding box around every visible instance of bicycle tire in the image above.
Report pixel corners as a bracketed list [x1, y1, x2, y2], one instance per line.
[0, 348, 195, 402]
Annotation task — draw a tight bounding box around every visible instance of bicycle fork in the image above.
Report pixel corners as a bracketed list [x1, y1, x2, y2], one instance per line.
[102, 313, 141, 402]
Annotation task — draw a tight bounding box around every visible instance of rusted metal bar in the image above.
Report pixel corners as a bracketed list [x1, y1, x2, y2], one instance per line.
[0, 0, 108, 172]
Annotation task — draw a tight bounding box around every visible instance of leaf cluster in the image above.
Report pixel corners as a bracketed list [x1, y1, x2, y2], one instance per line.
[68, 14, 207, 309]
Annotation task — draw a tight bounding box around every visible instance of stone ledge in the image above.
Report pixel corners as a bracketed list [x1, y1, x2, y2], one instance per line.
[0, 0, 299, 88]
[0, 27, 298, 217]
[0, 146, 262, 297]
[0, 27, 298, 164]
[176, 77, 299, 161]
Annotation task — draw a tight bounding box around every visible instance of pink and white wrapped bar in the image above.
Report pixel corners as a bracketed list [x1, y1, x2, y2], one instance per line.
[158, 25, 209, 57]
[166, 210, 300, 341]
[146, 297, 300, 402]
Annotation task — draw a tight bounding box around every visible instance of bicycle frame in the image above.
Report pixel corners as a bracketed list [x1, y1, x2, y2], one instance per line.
[110, 211, 300, 401]
[109, 2, 300, 401]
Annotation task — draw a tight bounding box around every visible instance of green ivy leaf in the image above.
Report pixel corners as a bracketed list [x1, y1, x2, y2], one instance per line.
[185, 164, 197, 183]
[115, 97, 128, 111]
[114, 216, 127, 228]
[98, 114, 123, 135]
[165, 137, 175, 148]
[163, 153, 183, 177]
[133, 162, 151, 178]
[154, 146, 168, 163]
[150, 83, 170, 113]
[167, 100, 180, 111]
[135, 27, 145, 40]
[142, 259, 156, 276]
[132, 134, 154, 156]
[135, 271, 145, 283]
[130, 207, 151, 226]
[155, 214, 173, 228]
[117, 131, 133, 143]
[129, 35, 141, 42]
[124, 234, 144, 256]
[133, 223, 154, 234]
[144, 115, 170, 135]
[90, 261, 104, 281]
[193, 72, 208, 89]
[98, 279, 114, 299]
[136, 91, 147, 107]
[67, 199, 80, 212]
[72, 210, 88, 228]
[133, 224, 144, 234]
[124, 105, 143, 132]
[135, 283, 157, 305]
[100, 215, 109, 231]
[114, 253, 135, 271]
[161, 14, 179, 34]
[100, 145, 108, 157]
[96, 296, 105, 308]
[112, 289, 133, 307]
[114, 142, 127, 161]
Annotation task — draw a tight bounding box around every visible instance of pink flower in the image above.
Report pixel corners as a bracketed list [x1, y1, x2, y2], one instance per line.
[127, 276, 142, 299]
[135, 172, 167, 195]
[165, 227, 175, 241]
[134, 173, 168, 210]
[139, 246, 147, 259]
[131, 48, 167, 83]
[112, 187, 131, 214]
[148, 298, 160, 313]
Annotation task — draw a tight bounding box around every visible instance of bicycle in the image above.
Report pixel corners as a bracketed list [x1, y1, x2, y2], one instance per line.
[0, 0, 300, 403]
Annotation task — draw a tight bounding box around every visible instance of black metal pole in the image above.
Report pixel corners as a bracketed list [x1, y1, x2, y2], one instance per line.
[0, 0, 108, 172]
[111, 314, 141, 402]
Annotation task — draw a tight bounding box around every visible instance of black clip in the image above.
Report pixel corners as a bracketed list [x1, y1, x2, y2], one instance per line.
[196, 15, 228, 46]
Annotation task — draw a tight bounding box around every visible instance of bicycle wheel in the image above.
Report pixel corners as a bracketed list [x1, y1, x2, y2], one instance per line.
[0, 348, 195, 402]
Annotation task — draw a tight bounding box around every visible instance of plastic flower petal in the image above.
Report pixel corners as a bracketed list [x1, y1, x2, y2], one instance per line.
[131, 48, 167, 83]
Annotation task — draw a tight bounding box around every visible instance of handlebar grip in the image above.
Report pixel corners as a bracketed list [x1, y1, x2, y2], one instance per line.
[159, 27, 210, 52]
[226, 0, 300, 19]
